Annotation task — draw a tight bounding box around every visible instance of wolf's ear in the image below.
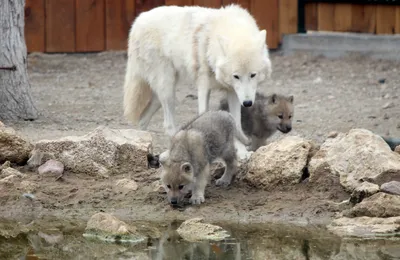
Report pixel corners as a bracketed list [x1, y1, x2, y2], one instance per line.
[258, 30, 267, 48]
[217, 35, 229, 56]
[270, 93, 277, 104]
[287, 95, 294, 103]
[180, 162, 193, 174]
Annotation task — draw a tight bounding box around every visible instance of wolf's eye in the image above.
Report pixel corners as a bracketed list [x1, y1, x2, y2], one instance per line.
[178, 185, 184, 190]
[250, 73, 256, 78]
[233, 75, 240, 80]
[167, 185, 171, 189]
[278, 115, 283, 119]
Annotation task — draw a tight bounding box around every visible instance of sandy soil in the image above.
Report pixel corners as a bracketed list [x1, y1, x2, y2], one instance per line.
[1, 51, 400, 226]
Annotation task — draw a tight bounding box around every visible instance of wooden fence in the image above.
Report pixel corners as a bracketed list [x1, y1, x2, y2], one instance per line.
[24, 1, 400, 53]
[304, 2, 400, 34]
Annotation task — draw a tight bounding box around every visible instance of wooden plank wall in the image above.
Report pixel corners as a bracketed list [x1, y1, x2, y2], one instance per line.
[24, 0, 289, 52]
[305, 3, 400, 34]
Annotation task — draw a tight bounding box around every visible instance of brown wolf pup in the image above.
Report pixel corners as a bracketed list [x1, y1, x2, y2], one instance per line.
[220, 92, 294, 152]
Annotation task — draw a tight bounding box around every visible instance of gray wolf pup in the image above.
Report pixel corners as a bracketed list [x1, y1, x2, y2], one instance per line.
[220, 92, 294, 152]
[159, 110, 247, 206]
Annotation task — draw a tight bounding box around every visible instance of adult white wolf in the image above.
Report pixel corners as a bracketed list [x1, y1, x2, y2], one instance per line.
[123, 4, 272, 143]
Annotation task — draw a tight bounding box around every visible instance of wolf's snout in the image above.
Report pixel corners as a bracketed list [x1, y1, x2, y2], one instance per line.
[280, 125, 292, 133]
[243, 100, 253, 107]
[170, 198, 178, 205]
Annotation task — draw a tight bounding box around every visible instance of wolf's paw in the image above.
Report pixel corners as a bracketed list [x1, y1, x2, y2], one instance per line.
[190, 194, 205, 205]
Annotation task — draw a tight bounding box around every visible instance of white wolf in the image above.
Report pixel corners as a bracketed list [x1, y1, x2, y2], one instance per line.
[123, 4, 272, 144]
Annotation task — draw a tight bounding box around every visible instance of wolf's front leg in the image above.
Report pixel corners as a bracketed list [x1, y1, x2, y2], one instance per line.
[197, 74, 211, 114]
[227, 91, 251, 146]
[189, 164, 210, 205]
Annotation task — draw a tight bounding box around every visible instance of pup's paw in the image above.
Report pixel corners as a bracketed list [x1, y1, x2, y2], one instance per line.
[190, 194, 205, 205]
[215, 177, 231, 187]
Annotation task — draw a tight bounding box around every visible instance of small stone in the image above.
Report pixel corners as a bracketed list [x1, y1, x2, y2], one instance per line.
[313, 77, 322, 83]
[381, 181, 400, 196]
[327, 131, 339, 138]
[38, 159, 64, 176]
[383, 93, 391, 99]
[0, 161, 11, 170]
[1, 167, 23, 177]
[38, 229, 64, 245]
[0, 175, 17, 185]
[350, 182, 380, 204]
[384, 114, 390, 120]
[397, 123, 400, 129]
[114, 178, 138, 192]
[0, 121, 3, 127]
[378, 78, 386, 84]
[328, 95, 335, 99]
[19, 181, 39, 193]
[395, 145, 400, 154]
[382, 102, 395, 109]
[176, 218, 230, 242]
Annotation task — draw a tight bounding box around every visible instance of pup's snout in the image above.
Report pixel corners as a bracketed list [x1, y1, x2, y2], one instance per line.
[280, 125, 292, 133]
[243, 100, 253, 107]
[286, 126, 292, 132]
[170, 198, 178, 205]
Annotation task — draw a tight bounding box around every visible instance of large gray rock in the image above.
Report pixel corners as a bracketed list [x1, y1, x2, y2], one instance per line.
[328, 216, 400, 238]
[344, 192, 400, 218]
[0, 126, 33, 165]
[29, 126, 152, 177]
[244, 136, 312, 189]
[309, 129, 400, 192]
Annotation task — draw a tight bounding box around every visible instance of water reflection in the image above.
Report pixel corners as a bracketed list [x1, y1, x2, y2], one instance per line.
[1, 219, 400, 260]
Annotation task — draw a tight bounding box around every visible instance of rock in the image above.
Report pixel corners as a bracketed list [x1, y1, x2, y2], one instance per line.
[0, 161, 10, 170]
[0, 175, 17, 185]
[0, 126, 33, 165]
[38, 229, 64, 245]
[176, 218, 230, 242]
[344, 192, 400, 218]
[395, 145, 400, 154]
[349, 182, 380, 204]
[114, 178, 138, 193]
[30, 126, 152, 177]
[381, 181, 400, 195]
[27, 151, 54, 168]
[244, 136, 312, 189]
[83, 212, 146, 243]
[327, 131, 339, 138]
[19, 180, 39, 193]
[1, 167, 23, 177]
[383, 102, 395, 109]
[309, 129, 400, 192]
[328, 216, 400, 238]
[38, 159, 64, 176]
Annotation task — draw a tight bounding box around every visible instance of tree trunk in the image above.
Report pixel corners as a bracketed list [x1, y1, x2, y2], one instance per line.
[0, 0, 38, 121]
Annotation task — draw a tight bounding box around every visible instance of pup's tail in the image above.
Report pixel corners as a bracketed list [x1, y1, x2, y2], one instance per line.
[123, 57, 152, 125]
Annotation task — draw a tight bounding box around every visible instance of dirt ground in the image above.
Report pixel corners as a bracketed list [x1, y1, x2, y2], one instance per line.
[1, 50, 400, 227]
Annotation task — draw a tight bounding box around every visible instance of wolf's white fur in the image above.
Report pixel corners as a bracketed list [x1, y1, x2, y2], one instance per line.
[123, 4, 272, 139]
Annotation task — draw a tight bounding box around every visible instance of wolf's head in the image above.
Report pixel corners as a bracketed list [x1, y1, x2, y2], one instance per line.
[159, 155, 194, 206]
[266, 94, 294, 134]
[215, 29, 272, 108]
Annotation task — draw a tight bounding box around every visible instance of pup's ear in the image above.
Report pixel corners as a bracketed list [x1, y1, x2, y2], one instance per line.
[180, 162, 193, 174]
[287, 95, 294, 103]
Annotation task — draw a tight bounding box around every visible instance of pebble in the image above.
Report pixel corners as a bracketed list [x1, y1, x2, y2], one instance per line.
[382, 102, 395, 109]
[38, 159, 64, 176]
[381, 181, 400, 196]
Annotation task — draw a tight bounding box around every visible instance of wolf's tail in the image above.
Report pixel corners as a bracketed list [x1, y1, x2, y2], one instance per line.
[123, 56, 152, 125]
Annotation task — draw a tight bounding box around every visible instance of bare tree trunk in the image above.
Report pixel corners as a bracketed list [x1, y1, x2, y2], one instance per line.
[0, 0, 38, 121]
